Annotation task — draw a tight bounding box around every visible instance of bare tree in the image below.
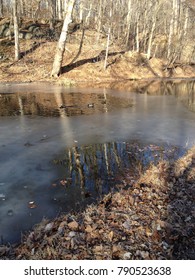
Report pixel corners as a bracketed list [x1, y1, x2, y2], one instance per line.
[125, 0, 132, 47]
[104, 7, 112, 70]
[57, 0, 63, 20]
[0, 0, 3, 17]
[51, 0, 76, 77]
[147, 1, 160, 59]
[1, 0, 193, 65]
[13, 0, 20, 61]
[79, 0, 84, 22]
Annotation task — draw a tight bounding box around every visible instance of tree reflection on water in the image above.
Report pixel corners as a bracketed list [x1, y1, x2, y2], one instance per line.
[51, 141, 184, 203]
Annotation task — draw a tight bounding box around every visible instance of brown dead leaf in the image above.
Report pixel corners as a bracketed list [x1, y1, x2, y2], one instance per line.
[93, 245, 103, 253]
[129, 196, 134, 206]
[28, 201, 37, 209]
[60, 180, 67, 186]
[46, 246, 52, 257]
[112, 245, 120, 253]
[91, 230, 100, 239]
[152, 230, 161, 242]
[108, 231, 114, 241]
[58, 221, 66, 234]
[85, 225, 93, 233]
[68, 221, 79, 231]
[145, 227, 153, 237]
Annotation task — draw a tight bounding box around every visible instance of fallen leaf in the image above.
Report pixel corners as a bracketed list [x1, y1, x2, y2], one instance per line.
[58, 221, 66, 234]
[28, 201, 37, 209]
[93, 245, 103, 253]
[145, 227, 153, 237]
[136, 250, 149, 259]
[123, 252, 132, 259]
[68, 221, 79, 231]
[108, 231, 114, 241]
[60, 180, 67, 186]
[68, 231, 76, 238]
[45, 222, 54, 232]
[85, 225, 93, 233]
[122, 220, 131, 230]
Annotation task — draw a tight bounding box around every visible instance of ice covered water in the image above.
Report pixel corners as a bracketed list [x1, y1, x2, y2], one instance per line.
[0, 80, 194, 243]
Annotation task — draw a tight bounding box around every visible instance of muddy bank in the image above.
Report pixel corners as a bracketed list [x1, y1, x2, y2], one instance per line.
[1, 146, 194, 260]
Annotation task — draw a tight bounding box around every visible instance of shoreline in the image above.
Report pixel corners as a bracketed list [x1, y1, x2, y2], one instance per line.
[0, 144, 194, 260]
[0, 76, 194, 90]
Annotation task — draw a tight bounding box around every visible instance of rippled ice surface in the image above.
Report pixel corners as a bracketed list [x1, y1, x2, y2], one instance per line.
[0, 81, 195, 243]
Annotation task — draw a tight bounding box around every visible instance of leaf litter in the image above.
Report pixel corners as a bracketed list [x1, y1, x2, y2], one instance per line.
[1, 146, 195, 260]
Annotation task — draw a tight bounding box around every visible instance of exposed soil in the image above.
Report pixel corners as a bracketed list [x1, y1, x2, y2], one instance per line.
[1, 145, 195, 260]
[0, 29, 195, 87]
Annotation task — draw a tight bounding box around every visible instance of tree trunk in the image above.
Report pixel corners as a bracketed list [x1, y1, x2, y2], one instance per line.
[57, 0, 63, 20]
[147, 2, 160, 59]
[184, 6, 189, 38]
[167, 0, 175, 59]
[79, 0, 84, 22]
[86, 3, 92, 26]
[104, 27, 111, 70]
[125, 0, 132, 47]
[147, 18, 156, 59]
[0, 0, 3, 17]
[47, 0, 56, 29]
[173, 0, 180, 35]
[13, 0, 20, 61]
[104, 8, 112, 70]
[136, 21, 139, 52]
[64, 0, 68, 15]
[96, 0, 102, 42]
[51, 0, 75, 77]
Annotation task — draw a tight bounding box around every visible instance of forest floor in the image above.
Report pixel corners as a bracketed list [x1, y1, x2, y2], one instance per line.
[0, 29, 195, 87]
[1, 145, 195, 260]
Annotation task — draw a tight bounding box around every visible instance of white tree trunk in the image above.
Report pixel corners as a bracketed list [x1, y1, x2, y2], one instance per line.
[104, 8, 112, 70]
[167, 0, 175, 59]
[85, 3, 92, 26]
[147, 2, 160, 59]
[13, 0, 20, 61]
[136, 21, 139, 52]
[57, 0, 63, 20]
[104, 27, 111, 70]
[51, 0, 75, 77]
[147, 19, 156, 59]
[173, 0, 180, 35]
[184, 7, 189, 38]
[125, 0, 132, 47]
[64, 0, 68, 16]
[79, 0, 84, 22]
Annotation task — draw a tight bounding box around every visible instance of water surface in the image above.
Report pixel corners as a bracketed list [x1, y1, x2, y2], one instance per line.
[0, 80, 195, 243]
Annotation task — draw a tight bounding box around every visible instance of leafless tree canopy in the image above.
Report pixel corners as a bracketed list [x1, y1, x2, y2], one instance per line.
[1, 0, 194, 63]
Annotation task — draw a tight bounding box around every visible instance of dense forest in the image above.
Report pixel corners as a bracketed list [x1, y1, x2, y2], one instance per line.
[0, 0, 195, 65]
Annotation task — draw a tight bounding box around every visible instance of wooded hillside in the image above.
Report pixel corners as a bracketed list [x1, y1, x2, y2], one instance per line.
[0, 0, 194, 63]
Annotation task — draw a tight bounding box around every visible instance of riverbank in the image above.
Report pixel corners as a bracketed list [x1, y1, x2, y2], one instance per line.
[1, 145, 194, 260]
[0, 29, 195, 86]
